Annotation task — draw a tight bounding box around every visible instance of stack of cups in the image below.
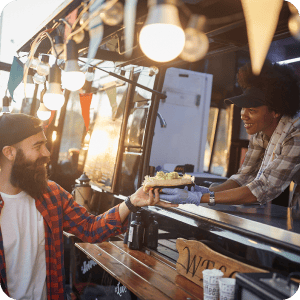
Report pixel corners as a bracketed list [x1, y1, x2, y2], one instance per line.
[202, 269, 224, 300]
[219, 278, 236, 300]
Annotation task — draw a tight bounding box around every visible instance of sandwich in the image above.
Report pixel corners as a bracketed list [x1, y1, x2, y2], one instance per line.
[142, 171, 195, 193]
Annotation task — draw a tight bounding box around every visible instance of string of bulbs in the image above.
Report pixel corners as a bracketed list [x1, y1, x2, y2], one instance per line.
[4, 0, 298, 121]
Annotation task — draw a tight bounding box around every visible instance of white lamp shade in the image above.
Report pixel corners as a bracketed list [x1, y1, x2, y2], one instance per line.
[180, 28, 209, 62]
[43, 83, 65, 110]
[62, 60, 86, 91]
[37, 103, 51, 120]
[241, 0, 283, 75]
[139, 4, 185, 62]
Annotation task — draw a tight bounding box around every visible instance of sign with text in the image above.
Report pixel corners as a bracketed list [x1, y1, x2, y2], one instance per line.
[176, 238, 267, 287]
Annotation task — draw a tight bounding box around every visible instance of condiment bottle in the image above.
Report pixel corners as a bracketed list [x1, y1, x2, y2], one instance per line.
[127, 212, 144, 250]
[144, 214, 159, 250]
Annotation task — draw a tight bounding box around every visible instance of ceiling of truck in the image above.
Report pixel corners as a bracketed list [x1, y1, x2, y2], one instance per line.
[16, 0, 294, 67]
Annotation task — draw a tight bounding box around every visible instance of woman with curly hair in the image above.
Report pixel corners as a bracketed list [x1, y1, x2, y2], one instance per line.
[160, 60, 300, 207]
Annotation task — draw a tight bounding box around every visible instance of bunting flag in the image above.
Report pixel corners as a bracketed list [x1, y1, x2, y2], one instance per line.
[241, 0, 283, 75]
[104, 82, 117, 119]
[64, 7, 79, 40]
[7, 56, 24, 101]
[43, 111, 56, 129]
[79, 93, 93, 131]
[124, 0, 138, 57]
[82, 0, 104, 71]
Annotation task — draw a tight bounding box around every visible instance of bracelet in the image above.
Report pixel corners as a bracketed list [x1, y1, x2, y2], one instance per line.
[125, 197, 140, 213]
[208, 191, 216, 206]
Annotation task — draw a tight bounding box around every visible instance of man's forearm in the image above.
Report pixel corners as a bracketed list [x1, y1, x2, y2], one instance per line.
[118, 201, 131, 223]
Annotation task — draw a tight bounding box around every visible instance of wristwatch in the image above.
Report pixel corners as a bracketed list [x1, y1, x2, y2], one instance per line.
[208, 191, 216, 206]
[125, 197, 140, 213]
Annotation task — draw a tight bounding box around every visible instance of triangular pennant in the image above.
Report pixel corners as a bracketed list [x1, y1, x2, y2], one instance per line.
[124, 0, 138, 57]
[79, 93, 93, 131]
[241, 0, 283, 75]
[104, 83, 117, 119]
[43, 110, 56, 129]
[8, 56, 24, 101]
[82, 0, 104, 71]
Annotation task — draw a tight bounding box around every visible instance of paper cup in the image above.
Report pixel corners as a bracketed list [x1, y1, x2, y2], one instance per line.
[219, 278, 236, 300]
[202, 269, 224, 300]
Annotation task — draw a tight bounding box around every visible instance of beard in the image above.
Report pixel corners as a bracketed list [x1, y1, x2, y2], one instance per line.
[10, 149, 50, 199]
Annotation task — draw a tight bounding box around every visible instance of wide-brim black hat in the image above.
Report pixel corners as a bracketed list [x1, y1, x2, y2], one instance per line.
[224, 87, 267, 108]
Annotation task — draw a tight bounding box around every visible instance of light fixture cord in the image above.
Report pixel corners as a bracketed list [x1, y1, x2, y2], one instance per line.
[66, 0, 119, 42]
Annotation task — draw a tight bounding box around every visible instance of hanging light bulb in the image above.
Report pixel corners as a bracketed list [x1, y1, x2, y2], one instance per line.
[43, 63, 65, 110]
[62, 40, 86, 91]
[288, 2, 300, 40]
[100, 1, 124, 26]
[139, 0, 185, 62]
[82, 66, 94, 93]
[24, 69, 37, 98]
[149, 66, 159, 76]
[80, 1, 90, 30]
[33, 73, 46, 84]
[180, 15, 209, 62]
[37, 89, 51, 121]
[30, 52, 40, 70]
[1, 96, 11, 114]
[72, 26, 85, 44]
[51, 35, 65, 59]
[36, 54, 50, 76]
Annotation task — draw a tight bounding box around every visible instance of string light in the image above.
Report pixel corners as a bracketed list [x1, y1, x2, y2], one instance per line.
[51, 35, 65, 59]
[1, 96, 11, 114]
[139, 0, 185, 62]
[100, 1, 124, 26]
[37, 88, 51, 121]
[36, 54, 50, 77]
[180, 15, 209, 62]
[62, 40, 85, 91]
[43, 64, 65, 110]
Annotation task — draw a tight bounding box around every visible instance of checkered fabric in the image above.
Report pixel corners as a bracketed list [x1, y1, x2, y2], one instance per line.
[0, 181, 128, 299]
[230, 116, 300, 205]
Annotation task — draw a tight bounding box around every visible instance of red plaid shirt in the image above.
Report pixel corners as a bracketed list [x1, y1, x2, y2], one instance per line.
[0, 181, 128, 299]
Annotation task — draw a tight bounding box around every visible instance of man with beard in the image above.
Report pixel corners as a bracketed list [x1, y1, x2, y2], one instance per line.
[0, 113, 177, 300]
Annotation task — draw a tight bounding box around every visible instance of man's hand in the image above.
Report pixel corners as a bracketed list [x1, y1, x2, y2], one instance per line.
[130, 186, 179, 208]
[159, 187, 203, 205]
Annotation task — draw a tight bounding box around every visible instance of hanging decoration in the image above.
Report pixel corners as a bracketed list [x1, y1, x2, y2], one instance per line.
[124, 0, 138, 57]
[79, 93, 93, 131]
[241, 0, 283, 75]
[81, 0, 104, 71]
[7, 56, 24, 101]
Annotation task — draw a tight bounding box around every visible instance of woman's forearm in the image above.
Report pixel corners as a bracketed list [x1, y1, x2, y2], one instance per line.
[203, 185, 258, 205]
[209, 179, 241, 192]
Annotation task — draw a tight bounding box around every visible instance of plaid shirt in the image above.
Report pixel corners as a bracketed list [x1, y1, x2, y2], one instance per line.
[230, 120, 300, 205]
[0, 181, 128, 299]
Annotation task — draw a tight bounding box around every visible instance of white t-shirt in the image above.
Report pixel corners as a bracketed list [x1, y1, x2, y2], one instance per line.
[0, 191, 47, 300]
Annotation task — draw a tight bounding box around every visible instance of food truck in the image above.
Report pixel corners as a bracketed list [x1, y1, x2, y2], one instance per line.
[0, 0, 300, 299]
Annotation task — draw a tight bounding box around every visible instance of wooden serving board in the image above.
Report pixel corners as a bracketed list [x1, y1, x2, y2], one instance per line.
[176, 238, 268, 287]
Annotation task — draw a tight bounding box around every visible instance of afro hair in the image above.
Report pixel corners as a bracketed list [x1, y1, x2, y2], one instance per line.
[237, 60, 300, 117]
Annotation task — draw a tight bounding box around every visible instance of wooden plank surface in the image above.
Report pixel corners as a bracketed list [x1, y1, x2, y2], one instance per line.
[76, 241, 203, 300]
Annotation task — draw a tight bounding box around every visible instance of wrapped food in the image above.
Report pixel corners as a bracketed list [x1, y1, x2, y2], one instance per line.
[142, 171, 195, 193]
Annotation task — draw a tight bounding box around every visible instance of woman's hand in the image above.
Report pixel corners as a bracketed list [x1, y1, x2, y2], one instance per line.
[130, 186, 179, 208]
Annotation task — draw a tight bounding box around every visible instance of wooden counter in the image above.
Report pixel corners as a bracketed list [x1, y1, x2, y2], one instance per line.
[75, 240, 203, 300]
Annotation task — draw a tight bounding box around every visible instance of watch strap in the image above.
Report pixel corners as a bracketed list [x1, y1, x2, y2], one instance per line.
[208, 191, 216, 206]
[125, 197, 140, 213]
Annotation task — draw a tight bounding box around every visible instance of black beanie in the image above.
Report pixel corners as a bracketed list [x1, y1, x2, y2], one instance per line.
[0, 113, 43, 151]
